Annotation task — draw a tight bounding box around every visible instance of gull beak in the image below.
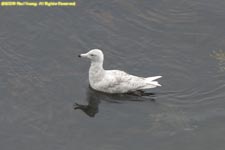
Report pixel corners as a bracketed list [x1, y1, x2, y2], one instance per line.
[78, 53, 88, 58]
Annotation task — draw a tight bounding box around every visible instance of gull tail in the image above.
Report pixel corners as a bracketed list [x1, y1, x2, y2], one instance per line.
[145, 76, 162, 87]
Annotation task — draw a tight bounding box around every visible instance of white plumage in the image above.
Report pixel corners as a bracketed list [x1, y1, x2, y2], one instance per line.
[79, 49, 162, 94]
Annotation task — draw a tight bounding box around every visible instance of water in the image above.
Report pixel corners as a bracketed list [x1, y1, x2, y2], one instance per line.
[0, 0, 225, 149]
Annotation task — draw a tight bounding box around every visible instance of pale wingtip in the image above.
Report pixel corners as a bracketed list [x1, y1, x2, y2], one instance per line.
[146, 76, 162, 82]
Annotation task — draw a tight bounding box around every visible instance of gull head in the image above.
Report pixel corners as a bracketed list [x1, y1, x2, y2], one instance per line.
[78, 49, 104, 63]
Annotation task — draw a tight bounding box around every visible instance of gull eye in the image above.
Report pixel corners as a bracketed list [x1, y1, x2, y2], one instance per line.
[90, 54, 95, 56]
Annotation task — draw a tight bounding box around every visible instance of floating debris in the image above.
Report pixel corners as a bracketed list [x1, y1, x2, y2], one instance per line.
[211, 49, 225, 72]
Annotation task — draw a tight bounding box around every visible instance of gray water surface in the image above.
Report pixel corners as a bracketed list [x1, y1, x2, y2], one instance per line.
[1, 0, 225, 150]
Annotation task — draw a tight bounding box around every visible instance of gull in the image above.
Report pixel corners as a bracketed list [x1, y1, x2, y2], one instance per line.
[78, 49, 162, 94]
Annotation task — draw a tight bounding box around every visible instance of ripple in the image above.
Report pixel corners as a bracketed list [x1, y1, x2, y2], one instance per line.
[155, 50, 225, 107]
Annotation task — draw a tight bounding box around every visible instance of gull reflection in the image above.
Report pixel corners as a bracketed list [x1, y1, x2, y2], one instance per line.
[74, 87, 156, 117]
